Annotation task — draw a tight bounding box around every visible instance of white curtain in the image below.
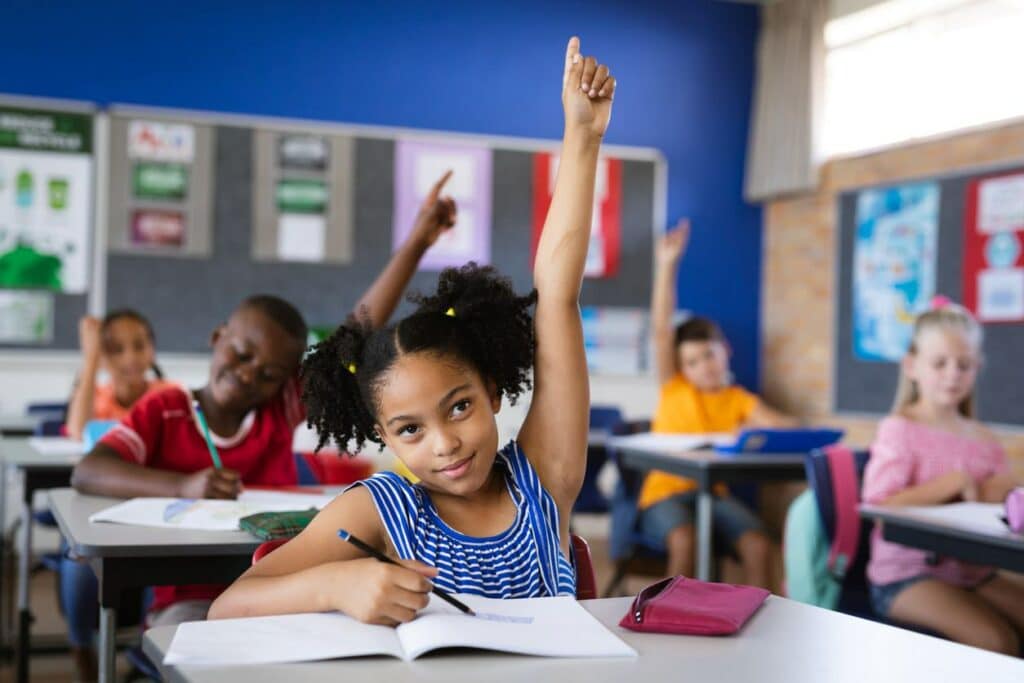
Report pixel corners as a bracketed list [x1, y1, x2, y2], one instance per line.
[744, 0, 827, 202]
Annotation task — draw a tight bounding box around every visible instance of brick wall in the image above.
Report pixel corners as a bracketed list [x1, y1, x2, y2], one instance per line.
[762, 120, 1024, 472]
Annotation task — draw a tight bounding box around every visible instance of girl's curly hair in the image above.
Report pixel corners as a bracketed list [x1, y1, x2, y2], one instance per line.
[302, 263, 536, 452]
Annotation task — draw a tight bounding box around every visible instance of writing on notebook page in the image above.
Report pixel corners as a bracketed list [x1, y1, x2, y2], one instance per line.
[474, 613, 534, 624]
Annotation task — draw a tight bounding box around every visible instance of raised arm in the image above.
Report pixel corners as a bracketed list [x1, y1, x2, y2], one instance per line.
[652, 221, 689, 385]
[65, 316, 102, 440]
[518, 37, 616, 511]
[351, 171, 457, 328]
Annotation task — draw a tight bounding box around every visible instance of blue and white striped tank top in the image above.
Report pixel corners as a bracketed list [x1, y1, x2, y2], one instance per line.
[353, 440, 576, 598]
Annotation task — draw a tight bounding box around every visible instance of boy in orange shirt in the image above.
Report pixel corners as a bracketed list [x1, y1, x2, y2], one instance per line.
[639, 220, 796, 587]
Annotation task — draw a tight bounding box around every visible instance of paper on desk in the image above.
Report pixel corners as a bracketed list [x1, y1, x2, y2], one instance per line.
[89, 490, 335, 531]
[607, 432, 735, 453]
[164, 594, 636, 666]
[27, 437, 85, 456]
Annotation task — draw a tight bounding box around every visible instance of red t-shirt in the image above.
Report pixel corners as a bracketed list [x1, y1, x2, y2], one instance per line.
[99, 380, 304, 612]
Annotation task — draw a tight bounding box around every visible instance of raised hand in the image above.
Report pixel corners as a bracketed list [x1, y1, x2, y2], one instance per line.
[79, 315, 102, 361]
[656, 219, 691, 269]
[562, 36, 617, 139]
[409, 170, 457, 248]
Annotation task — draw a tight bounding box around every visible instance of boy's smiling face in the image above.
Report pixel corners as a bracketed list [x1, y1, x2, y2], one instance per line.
[374, 352, 502, 497]
[207, 306, 304, 414]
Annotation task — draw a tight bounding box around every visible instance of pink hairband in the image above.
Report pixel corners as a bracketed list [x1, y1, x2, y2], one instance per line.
[931, 295, 953, 310]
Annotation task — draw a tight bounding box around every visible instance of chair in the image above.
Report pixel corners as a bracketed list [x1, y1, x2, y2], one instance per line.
[252, 534, 600, 601]
[602, 419, 665, 597]
[574, 405, 624, 514]
[570, 534, 598, 600]
[801, 445, 873, 617]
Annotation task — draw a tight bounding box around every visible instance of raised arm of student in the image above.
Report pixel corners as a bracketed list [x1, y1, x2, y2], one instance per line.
[652, 221, 689, 385]
[65, 316, 103, 440]
[518, 37, 616, 527]
[352, 171, 457, 328]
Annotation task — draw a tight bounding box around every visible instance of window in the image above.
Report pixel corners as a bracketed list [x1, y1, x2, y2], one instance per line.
[823, 0, 1024, 157]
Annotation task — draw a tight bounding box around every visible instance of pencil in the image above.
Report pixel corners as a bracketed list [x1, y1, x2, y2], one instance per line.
[193, 401, 223, 470]
[337, 528, 475, 616]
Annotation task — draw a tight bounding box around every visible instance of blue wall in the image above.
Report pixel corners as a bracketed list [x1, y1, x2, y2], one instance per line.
[2, 0, 764, 388]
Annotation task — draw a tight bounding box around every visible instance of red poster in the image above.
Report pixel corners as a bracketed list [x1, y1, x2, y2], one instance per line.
[964, 171, 1024, 323]
[531, 153, 621, 278]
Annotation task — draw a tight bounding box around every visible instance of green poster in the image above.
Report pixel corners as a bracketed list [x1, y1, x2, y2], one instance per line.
[277, 179, 327, 214]
[133, 163, 189, 200]
[0, 106, 92, 154]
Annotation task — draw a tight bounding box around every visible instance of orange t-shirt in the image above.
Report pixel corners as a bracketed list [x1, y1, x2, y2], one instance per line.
[637, 375, 759, 509]
[92, 379, 172, 421]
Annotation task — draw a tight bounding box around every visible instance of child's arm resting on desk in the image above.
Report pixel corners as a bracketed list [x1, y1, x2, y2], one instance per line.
[350, 171, 457, 328]
[747, 400, 800, 429]
[70, 394, 242, 499]
[518, 37, 615, 509]
[208, 487, 436, 624]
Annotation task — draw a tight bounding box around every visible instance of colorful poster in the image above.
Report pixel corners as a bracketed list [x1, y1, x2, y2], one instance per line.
[531, 153, 621, 278]
[131, 209, 186, 247]
[853, 182, 939, 361]
[0, 105, 92, 293]
[128, 120, 194, 163]
[0, 290, 53, 344]
[964, 172, 1024, 323]
[392, 139, 492, 270]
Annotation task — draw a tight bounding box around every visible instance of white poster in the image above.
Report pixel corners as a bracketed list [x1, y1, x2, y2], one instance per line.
[0, 290, 53, 344]
[128, 120, 195, 163]
[277, 213, 326, 262]
[0, 149, 92, 292]
[978, 173, 1024, 234]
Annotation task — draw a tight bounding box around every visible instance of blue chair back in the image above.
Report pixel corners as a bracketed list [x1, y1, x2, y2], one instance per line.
[589, 405, 624, 430]
[33, 418, 65, 437]
[83, 419, 119, 452]
[26, 401, 68, 418]
[606, 419, 655, 559]
[574, 406, 626, 514]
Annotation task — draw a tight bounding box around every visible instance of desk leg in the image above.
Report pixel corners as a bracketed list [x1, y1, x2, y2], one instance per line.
[98, 606, 116, 683]
[15, 496, 31, 683]
[696, 489, 713, 582]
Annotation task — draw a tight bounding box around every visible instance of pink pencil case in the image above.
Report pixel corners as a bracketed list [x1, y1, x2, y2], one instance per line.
[1007, 488, 1024, 534]
[619, 576, 770, 636]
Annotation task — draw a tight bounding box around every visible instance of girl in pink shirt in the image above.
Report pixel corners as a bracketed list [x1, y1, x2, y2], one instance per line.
[862, 301, 1023, 656]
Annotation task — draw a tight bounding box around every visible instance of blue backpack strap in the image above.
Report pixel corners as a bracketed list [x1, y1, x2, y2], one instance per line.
[824, 445, 861, 578]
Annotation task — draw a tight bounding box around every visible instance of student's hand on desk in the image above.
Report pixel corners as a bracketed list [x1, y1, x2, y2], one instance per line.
[656, 219, 690, 269]
[330, 557, 437, 626]
[562, 36, 616, 139]
[177, 467, 241, 499]
[409, 170, 457, 248]
[79, 315, 102, 361]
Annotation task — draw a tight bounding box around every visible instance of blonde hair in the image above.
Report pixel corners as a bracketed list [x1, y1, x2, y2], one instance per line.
[892, 303, 983, 418]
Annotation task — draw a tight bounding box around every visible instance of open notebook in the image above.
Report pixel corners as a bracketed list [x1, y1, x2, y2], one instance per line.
[164, 595, 636, 666]
[89, 490, 336, 531]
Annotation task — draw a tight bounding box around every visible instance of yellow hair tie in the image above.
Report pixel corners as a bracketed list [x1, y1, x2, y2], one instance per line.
[445, 307, 456, 318]
[347, 363, 357, 375]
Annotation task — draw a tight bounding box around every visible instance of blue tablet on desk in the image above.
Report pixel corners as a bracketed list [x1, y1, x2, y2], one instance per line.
[714, 428, 844, 455]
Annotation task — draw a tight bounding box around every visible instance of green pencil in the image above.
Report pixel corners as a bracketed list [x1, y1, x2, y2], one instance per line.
[193, 400, 223, 469]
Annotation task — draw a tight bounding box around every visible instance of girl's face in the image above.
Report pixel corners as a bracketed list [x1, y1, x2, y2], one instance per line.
[102, 318, 155, 386]
[903, 328, 980, 412]
[677, 340, 731, 392]
[207, 307, 304, 413]
[374, 352, 502, 498]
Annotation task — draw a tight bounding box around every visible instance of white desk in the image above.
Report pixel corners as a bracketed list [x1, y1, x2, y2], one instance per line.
[860, 502, 1024, 573]
[142, 595, 1024, 682]
[608, 433, 805, 580]
[0, 436, 82, 683]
